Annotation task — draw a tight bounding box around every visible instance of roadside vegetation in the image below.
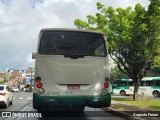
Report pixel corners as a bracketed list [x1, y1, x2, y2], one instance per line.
[74, 0, 160, 100]
[112, 97, 160, 110]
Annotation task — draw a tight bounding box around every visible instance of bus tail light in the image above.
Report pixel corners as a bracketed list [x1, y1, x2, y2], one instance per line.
[104, 77, 110, 88]
[35, 76, 41, 82]
[104, 83, 109, 88]
[37, 82, 43, 88]
[101, 77, 110, 96]
[105, 77, 110, 83]
[35, 76, 45, 94]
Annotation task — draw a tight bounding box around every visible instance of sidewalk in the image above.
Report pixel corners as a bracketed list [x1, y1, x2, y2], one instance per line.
[103, 100, 160, 120]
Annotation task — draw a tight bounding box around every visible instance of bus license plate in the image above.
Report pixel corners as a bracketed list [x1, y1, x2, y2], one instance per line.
[67, 85, 80, 90]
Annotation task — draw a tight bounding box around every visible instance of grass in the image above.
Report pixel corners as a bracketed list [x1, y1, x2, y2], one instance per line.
[112, 97, 160, 110]
[112, 98, 132, 101]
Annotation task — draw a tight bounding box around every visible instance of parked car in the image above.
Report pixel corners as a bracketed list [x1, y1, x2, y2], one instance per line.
[13, 88, 19, 92]
[9, 87, 14, 92]
[0, 85, 13, 108]
[24, 87, 32, 92]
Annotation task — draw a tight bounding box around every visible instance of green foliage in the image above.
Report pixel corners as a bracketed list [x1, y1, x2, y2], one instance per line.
[0, 80, 7, 85]
[74, 0, 160, 100]
[0, 81, 4, 85]
[25, 84, 32, 88]
[111, 66, 128, 79]
[74, 19, 89, 29]
[154, 56, 160, 67]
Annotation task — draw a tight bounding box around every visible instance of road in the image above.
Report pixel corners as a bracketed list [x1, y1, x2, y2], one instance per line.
[0, 92, 126, 120]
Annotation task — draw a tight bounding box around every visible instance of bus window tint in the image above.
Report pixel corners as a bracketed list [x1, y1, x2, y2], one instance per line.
[146, 80, 154, 86]
[120, 81, 128, 86]
[39, 31, 107, 56]
[129, 81, 134, 86]
[94, 44, 105, 56]
[155, 80, 160, 86]
[141, 81, 146, 86]
[112, 80, 128, 87]
[112, 80, 118, 87]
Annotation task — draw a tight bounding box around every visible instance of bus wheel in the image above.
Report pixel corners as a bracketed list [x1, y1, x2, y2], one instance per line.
[153, 91, 160, 97]
[120, 90, 126, 96]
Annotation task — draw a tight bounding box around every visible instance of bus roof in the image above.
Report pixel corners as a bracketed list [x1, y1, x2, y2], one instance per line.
[112, 77, 160, 81]
[39, 28, 104, 35]
[112, 78, 131, 81]
[142, 77, 160, 81]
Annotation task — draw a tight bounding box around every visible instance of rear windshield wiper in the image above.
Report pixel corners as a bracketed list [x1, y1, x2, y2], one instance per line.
[64, 54, 85, 59]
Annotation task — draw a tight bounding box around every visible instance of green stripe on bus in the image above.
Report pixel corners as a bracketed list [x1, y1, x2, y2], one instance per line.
[33, 93, 111, 108]
[113, 86, 130, 89]
[152, 78, 160, 80]
[152, 86, 160, 89]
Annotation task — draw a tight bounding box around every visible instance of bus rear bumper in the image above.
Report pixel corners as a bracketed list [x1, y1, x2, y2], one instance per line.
[33, 93, 111, 109]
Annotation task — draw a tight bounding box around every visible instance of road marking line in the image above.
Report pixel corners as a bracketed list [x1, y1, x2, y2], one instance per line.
[19, 97, 23, 99]
[27, 97, 32, 99]
[27, 106, 34, 111]
[12, 101, 29, 103]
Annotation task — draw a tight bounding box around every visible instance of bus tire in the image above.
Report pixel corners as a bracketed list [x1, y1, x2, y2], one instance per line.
[153, 91, 160, 97]
[120, 90, 126, 96]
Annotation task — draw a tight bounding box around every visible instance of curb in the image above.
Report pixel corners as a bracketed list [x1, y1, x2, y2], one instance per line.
[103, 107, 145, 120]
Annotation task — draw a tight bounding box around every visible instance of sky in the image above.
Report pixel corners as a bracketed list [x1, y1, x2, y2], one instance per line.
[0, 0, 150, 72]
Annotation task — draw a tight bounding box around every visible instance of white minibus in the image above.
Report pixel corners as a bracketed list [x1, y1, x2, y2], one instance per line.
[33, 28, 111, 112]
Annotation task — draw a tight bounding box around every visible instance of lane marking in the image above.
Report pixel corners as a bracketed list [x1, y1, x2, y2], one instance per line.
[27, 97, 32, 100]
[12, 97, 32, 100]
[19, 97, 23, 100]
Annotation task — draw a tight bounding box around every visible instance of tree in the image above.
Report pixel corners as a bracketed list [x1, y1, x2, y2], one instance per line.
[74, 1, 160, 100]
[147, 0, 160, 68]
[111, 66, 129, 79]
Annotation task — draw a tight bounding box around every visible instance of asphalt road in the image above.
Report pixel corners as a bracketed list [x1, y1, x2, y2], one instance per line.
[0, 92, 126, 120]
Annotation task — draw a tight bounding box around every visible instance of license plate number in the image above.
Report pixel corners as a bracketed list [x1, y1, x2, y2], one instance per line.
[67, 85, 80, 90]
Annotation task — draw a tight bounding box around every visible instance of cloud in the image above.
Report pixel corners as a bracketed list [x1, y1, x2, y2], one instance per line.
[0, 0, 150, 72]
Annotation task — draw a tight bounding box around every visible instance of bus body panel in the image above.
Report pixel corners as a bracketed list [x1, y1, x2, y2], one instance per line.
[33, 55, 110, 96]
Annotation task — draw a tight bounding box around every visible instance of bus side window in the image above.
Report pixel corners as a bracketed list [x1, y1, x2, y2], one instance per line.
[120, 81, 127, 86]
[155, 80, 160, 86]
[113, 81, 118, 86]
[146, 80, 153, 86]
[141, 81, 146, 86]
[129, 81, 133, 86]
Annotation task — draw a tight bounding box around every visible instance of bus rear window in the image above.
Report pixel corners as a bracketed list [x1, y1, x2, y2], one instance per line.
[39, 31, 107, 57]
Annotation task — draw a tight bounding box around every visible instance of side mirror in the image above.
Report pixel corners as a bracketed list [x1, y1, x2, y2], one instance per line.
[32, 52, 37, 59]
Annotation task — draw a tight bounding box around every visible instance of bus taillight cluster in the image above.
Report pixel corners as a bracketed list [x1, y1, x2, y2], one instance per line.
[101, 77, 110, 95]
[35, 76, 45, 94]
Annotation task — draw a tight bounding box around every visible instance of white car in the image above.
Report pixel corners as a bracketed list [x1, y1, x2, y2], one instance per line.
[13, 88, 19, 92]
[0, 85, 13, 108]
